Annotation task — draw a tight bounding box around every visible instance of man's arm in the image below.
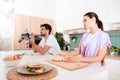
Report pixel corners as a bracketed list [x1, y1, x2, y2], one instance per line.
[30, 38, 51, 55]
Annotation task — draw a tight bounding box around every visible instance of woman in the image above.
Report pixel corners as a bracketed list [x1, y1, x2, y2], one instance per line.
[59, 12, 111, 67]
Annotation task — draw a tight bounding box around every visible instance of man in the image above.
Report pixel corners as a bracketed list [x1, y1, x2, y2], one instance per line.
[29, 23, 61, 55]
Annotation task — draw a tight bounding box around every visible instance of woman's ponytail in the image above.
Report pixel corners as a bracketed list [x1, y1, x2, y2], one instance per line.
[97, 20, 104, 31]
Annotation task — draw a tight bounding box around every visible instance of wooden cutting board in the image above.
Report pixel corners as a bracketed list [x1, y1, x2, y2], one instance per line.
[46, 59, 89, 71]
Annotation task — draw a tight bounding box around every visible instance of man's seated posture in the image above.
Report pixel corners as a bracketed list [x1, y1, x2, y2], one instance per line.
[27, 23, 61, 55]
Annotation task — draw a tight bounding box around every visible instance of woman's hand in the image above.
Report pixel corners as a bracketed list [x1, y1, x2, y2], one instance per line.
[65, 56, 81, 63]
[57, 53, 66, 57]
[57, 53, 71, 58]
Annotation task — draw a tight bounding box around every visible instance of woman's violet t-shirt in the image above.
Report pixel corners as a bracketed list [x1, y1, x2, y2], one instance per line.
[80, 29, 111, 67]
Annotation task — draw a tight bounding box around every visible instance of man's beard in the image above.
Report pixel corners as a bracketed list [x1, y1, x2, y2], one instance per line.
[40, 33, 46, 36]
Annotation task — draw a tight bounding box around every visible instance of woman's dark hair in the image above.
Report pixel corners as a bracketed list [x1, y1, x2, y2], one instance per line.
[40, 23, 52, 34]
[84, 12, 104, 31]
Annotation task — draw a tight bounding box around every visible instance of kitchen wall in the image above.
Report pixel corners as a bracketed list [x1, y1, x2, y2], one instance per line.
[15, 0, 56, 20]
[108, 0, 120, 23]
[0, 0, 56, 50]
[0, 0, 120, 50]
[15, 0, 56, 32]
[56, 0, 120, 43]
[56, 0, 120, 32]
[15, 0, 120, 32]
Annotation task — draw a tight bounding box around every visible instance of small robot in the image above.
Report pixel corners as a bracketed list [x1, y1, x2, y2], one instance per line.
[18, 28, 31, 43]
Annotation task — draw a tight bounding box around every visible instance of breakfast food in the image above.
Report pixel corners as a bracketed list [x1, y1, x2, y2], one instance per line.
[25, 62, 45, 73]
[4, 55, 21, 61]
[50, 55, 67, 62]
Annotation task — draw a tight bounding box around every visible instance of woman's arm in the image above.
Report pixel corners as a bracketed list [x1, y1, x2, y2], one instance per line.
[59, 44, 81, 57]
[66, 46, 80, 57]
[69, 46, 107, 63]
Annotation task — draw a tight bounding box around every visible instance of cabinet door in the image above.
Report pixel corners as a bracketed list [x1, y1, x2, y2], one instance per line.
[105, 59, 120, 80]
[14, 14, 54, 50]
[105, 59, 120, 75]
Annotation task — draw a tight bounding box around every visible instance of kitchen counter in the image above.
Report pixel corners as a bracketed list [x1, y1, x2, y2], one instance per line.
[105, 54, 120, 60]
[0, 50, 108, 80]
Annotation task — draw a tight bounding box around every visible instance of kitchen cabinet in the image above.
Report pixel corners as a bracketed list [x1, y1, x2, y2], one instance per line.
[105, 58, 120, 80]
[14, 14, 54, 50]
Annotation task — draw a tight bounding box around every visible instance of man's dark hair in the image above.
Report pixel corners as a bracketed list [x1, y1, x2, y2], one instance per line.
[40, 23, 52, 34]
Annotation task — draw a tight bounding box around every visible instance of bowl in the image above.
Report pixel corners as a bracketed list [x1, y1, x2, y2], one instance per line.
[3, 55, 21, 67]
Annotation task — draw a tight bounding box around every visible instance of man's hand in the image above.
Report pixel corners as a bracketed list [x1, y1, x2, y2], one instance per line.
[24, 35, 29, 41]
[29, 33, 35, 44]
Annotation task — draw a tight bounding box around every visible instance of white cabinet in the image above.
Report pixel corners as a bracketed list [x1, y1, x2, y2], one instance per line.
[105, 58, 120, 80]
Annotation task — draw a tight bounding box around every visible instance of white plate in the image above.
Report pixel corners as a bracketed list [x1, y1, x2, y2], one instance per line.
[17, 64, 52, 74]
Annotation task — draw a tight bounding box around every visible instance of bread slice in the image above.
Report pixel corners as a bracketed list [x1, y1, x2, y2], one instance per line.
[26, 62, 43, 68]
[50, 55, 67, 62]
[25, 62, 45, 73]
